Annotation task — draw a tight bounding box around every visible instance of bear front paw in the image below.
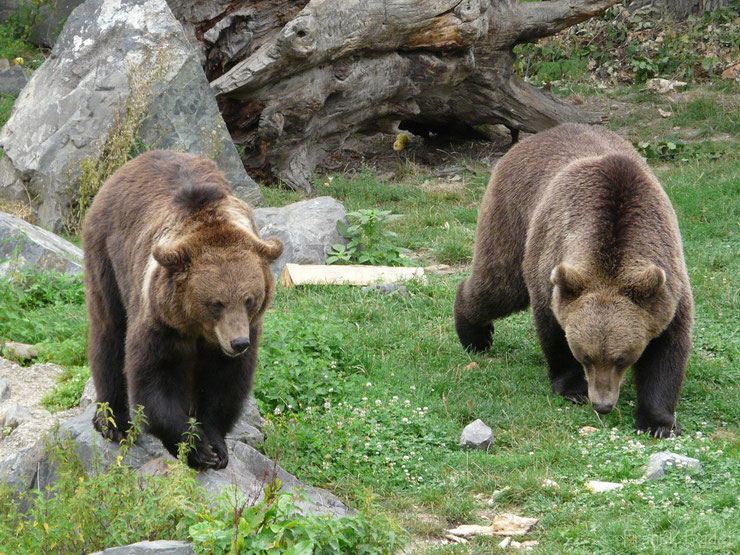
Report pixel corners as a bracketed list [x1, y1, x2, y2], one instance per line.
[455, 317, 494, 353]
[92, 411, 126, 443]
[187, 439, 222, 470]
[635, 412, 682, 438]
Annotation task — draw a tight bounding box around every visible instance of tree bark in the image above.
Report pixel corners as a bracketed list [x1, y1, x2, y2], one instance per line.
[173, 0, 619, 192]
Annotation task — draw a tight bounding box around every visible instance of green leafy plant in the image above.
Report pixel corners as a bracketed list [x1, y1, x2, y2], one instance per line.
[327, 209, 411, 266]
[186, 482, 406, 554]
[636, 140, 724, 161]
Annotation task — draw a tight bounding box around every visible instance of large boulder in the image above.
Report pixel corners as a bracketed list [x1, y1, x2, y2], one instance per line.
[253, 196, 347, 279]
[0, 210, 83, 276]
[0, 404, 347, 518]
[0, 0, 262, 232]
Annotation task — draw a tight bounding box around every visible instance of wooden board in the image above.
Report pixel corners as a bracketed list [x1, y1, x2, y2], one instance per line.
[279, 263, 426, 287]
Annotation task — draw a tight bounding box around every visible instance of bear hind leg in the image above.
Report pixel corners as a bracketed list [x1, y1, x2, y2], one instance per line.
[86, 254, 129, 441]
[532, 305, 588, 403]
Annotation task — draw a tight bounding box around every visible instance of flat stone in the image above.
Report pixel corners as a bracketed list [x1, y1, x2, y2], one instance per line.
[645, 451, 702, 480]
[447, 514, 538, 538]
[585, 480, 623, 493]
[0, 211, 83, 276]
[0, 65, 27, 95]
[88, 540, 194, 554]
[253, 196, 347, 279]
[2, 341, 38, 361]
[459, 418, 493, 450]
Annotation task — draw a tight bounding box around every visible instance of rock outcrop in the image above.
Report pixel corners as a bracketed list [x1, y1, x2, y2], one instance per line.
[0, 0, 262, 232]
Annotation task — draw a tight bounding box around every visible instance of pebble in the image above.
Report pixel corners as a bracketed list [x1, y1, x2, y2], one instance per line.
[645, 451, 702, 480]
[459, 418, 493, 450]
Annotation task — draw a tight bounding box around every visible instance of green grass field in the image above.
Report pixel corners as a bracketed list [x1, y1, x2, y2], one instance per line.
[2, 84, 737, 553]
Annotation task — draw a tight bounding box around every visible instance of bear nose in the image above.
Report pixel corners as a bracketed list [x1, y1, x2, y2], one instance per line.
[230, 337, 251, 353]
[592, 402, 614, 415]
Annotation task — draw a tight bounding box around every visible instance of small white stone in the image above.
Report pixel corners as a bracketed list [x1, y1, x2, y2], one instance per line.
[586, 480, 623, 493]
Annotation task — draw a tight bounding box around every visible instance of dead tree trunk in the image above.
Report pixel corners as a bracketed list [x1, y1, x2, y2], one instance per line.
[171, 0, 619, 192]
[624, 0, 728, 19]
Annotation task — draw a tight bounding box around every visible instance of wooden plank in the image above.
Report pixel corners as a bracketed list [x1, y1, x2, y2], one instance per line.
[279, 263, 426, 287]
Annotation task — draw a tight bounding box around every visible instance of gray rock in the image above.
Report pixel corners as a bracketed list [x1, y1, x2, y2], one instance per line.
[2, 403, 32, 429]
[0, 0, 262, 232]
[645, 451, 702, 480]
[0, 65, 27, 95]
[89, 540, 194, 555]
[0, 211, 83, 276]
[0, 378, 9, 402]
[1, 404, 347, 517]
[361, 283, 408, 295]
[253, 196, 347, 279]
[2, 341, 38, 361]
[459, 418, 493, 450]
[79, 377, 97, 409]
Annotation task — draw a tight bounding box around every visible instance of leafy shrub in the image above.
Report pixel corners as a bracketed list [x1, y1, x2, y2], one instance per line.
[187, 481, 405, 554]
[327, 209, 411, 266]
[635, 140, 724, 161]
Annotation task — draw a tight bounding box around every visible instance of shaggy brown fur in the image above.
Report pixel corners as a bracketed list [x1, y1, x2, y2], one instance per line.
[83, 150, 283, 469]
[455, 123, 693, 438]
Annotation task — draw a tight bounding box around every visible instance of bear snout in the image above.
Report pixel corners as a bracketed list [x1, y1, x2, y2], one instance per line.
[230, 336, 251, 354]
[592, 401, 614, 414]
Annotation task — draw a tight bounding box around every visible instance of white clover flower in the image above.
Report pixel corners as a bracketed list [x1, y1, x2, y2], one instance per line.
[375, 399, 382, 406]
[366, 382, 372, 387]
[274, 407, 282, 415]
[410, 385, 416, 391]
[324, 401, 331, 409]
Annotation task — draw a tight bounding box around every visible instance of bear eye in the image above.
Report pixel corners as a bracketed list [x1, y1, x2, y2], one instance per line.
[207, 300, 225, 314]
[582, 356, 593, 367]
[615, 357, 627, 368]
[245, 297, 255, 311]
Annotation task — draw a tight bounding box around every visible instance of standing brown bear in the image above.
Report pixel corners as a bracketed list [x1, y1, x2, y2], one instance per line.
[454, 124, 693, 438]
[83, 150, 282, 469]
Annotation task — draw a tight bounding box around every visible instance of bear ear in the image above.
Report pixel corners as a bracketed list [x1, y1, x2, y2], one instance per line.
[629, 264, 666, 299]
[153, 242, 192, 273]
[254, 237, 284, 261]
[550, 263, 587, 297]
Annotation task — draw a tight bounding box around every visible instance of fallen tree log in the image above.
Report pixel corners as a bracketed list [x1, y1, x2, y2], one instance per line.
[173, 0, 619, 192]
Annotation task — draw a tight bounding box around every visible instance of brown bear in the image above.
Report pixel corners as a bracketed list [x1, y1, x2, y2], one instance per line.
[454, 123, 693, 438]
[83, 150, 283, 469]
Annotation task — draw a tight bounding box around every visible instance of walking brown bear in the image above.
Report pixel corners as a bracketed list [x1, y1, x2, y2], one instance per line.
[454, 124, 693, 438]
[83, 150, 282, 469]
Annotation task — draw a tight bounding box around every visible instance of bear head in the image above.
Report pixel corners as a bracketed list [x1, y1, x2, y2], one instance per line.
[150, 222, 283, 357]
[550, 262, 675, 414]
